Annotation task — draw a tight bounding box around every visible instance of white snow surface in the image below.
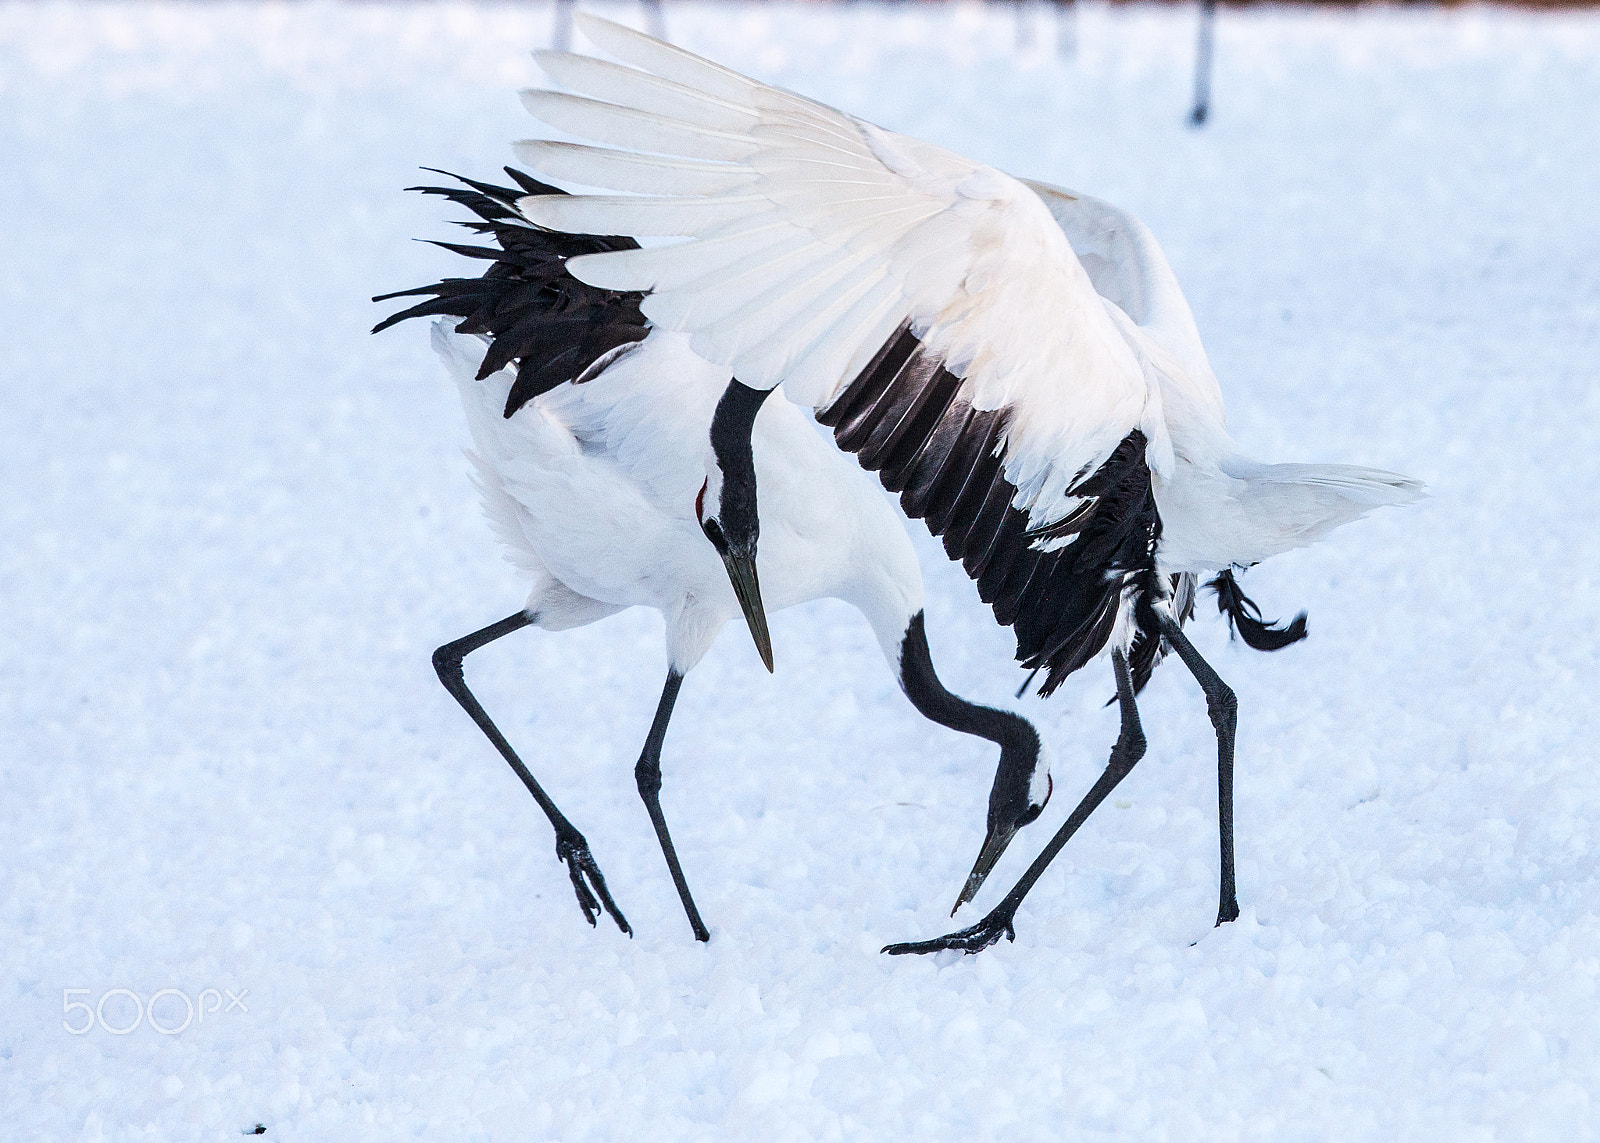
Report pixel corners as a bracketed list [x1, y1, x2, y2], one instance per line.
[3, 2, 1599, 1139]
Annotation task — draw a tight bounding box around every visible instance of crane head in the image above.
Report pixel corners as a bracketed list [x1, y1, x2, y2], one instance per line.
[953, 741, 1053, 915]
[898, 612, 1053, 914]
[697, 476, 773, 673]
[697, 379, 777, 672]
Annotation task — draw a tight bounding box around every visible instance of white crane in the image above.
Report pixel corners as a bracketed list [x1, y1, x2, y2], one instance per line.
[503, 16, 1425, 955]
[375, 172, 1052, 943]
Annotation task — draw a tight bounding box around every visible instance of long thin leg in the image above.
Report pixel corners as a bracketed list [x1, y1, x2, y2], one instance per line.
[885, 649, 1147, 956]
[1156, 611, 1240, 925]
[633, 671, 710, 942]
[433, 613, 631, 935]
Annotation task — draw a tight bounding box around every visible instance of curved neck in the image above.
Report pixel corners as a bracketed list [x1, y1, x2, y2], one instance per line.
[898, 611, 1040, 764]
[710, 379, 772, 551]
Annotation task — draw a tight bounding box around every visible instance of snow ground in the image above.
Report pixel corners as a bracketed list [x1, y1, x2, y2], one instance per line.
[3, 1, 1599, 1139]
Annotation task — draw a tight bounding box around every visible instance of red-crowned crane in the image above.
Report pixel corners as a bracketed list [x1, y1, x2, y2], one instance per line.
[375, 173, 1051, 943]
[505, 16, 1425, 954]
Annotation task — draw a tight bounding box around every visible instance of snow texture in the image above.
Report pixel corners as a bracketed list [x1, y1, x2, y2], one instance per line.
[3, 2, 1598, 1139]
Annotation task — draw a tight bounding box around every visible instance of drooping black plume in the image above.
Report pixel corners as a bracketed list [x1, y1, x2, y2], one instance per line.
[1206, 569, 1308, 651]
[372, 168, 650, 418]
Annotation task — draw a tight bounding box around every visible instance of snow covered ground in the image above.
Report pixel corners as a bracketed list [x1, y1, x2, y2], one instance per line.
[3, 1, 1599, 1138]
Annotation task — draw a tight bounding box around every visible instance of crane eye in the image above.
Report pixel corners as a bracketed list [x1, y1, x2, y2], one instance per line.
[701, 515, 728, 553]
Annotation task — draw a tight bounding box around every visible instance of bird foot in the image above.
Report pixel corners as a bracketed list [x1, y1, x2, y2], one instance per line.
[882, 908, 1017, 957]
[556, 831, 632, 936]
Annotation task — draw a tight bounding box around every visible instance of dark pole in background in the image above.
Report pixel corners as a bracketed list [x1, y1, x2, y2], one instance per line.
[1053, 0, 1077, 60]
[643, 0, 667, 42]
[1190, 0, 1217, 125]
[555, 0, 667, 52]
[553, 0, 574, 52]
[1015, 0, 1034, 51]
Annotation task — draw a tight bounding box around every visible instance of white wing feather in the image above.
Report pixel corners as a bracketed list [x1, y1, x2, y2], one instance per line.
[515, 14, 1159, 527]
[1022, 179, 1224, 429]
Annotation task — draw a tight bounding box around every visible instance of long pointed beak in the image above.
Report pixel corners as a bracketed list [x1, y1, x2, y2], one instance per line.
[951, 821, 1021, 915]
[719, 550, 774, 673]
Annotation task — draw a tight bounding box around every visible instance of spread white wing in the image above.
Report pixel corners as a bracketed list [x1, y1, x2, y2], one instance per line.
[1021, 179, 1226, 428]
[512, 14, 1168, 531]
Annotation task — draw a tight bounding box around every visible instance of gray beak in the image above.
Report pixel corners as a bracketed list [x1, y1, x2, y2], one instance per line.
[719, 549, 774, 673]
[951, 821, 1021, 915]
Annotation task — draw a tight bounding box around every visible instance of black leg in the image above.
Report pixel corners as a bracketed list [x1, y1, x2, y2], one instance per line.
[885, 649, 1147, 956]
[633, 672, 711, 942]
[1155, 611, 1239, 926]
[433, 613, 631, 936]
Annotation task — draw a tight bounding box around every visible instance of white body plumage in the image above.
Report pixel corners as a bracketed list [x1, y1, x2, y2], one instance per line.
[1022, 182, 1424, 575]
[434, 322, 923, 673]
[422, 316, 1051, 936]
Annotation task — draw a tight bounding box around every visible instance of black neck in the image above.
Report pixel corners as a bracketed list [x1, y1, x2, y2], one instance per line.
[898, 612, 1041, 819]
[710, 379, 773, 553]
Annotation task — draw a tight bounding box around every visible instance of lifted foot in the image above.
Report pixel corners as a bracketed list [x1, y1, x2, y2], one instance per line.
[882, 908, 1017, 956]
[556, 831, 631, 936]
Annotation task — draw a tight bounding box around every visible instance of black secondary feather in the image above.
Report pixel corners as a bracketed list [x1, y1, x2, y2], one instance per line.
[820, 324, 1166, 697]
[372, 168, 650, 418]
[821, 324, 1310, 695]
[1207, 568, 1308, 651]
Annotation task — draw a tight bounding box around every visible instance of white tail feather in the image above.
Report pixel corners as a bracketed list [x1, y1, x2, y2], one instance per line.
[1244, 462, 1425, 505]
[1230, 461, 1425, 559]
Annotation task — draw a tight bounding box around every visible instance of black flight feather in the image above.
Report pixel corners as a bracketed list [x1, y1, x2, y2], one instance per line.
[820, 324, 1165, 697]
[372, 168, 650, 418]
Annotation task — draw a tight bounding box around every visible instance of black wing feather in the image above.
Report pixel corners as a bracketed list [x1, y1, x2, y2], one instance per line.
[373, 168, 650, 418]
[897, 402, 978, 519]
[932, 414, 1007, 550]
[819, 325, 1162, 695]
